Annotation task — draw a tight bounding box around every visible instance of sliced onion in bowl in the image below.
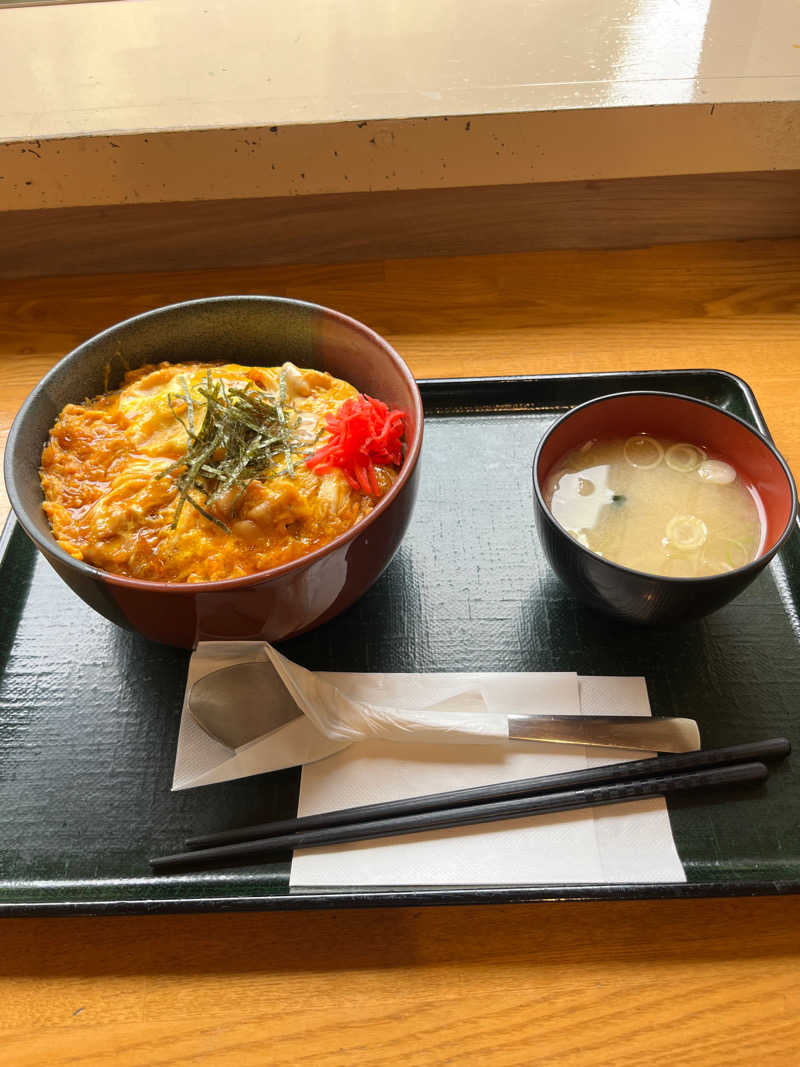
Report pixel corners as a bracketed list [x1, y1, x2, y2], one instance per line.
[665, 514, 708, 551]
[624, 435, 663, 470]
[665, 443, 705, 472]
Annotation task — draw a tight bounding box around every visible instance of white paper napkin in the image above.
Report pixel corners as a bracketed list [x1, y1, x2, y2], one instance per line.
[290, 675, 686, 888]
[172, 644, 686, 887]
[172, 643, 349, 790]
[171, 643, 686, 887]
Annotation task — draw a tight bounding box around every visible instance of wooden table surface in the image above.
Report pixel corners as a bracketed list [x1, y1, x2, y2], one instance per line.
[2, 239, 800, 1065]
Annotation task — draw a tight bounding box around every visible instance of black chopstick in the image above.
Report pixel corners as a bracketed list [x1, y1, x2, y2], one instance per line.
[183, 737, 790, 851]
[151, 760, 769, 872]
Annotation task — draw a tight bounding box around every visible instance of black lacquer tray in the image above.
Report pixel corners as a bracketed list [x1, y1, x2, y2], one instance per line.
[1, 370, 798, 916]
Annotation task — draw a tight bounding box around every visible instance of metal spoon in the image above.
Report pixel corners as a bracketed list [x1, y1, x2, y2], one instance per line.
[189, 659, 701, 753]
[189, 660, 303, 749]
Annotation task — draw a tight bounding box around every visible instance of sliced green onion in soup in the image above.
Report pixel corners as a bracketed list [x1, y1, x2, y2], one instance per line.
[700, 536, 752, 573]
[624, 434, 664, 470]
[665, 443, 705, 473]
[726, 538, 751, 568]
[665, 514, 708, 550]
[698, 459, 737, 485]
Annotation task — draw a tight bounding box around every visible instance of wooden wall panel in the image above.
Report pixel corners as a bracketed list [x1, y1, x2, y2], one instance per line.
[3, 170, 800, 280]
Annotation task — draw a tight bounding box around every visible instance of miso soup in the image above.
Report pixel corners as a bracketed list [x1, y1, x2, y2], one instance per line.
[542, 434, 765, 577]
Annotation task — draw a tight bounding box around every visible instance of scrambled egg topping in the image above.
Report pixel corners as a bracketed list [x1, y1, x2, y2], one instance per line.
[40, 361, 395, 583]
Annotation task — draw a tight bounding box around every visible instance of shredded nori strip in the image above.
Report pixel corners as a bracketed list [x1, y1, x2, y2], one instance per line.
[158, 367, 306, 531]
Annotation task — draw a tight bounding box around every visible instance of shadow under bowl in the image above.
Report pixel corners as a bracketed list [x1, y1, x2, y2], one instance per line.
[532, 391, 797, 625]
[4, 296, 423, 648]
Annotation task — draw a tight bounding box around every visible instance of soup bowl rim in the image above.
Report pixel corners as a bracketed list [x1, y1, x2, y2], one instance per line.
[532, 388, 798, 585]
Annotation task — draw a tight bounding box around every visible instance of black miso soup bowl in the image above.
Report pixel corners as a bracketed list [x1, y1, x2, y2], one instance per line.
[532, 391, 798, 625]
[4, 296, 423, 648]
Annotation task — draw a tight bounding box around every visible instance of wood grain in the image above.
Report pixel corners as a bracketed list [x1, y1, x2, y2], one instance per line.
[2, 238, 800, 1065]
[1, 899, 800, 1065]
[3, 170, 800, 280]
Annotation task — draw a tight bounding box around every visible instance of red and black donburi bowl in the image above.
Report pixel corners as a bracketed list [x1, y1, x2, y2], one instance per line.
[533, 391, 797, 625]
[4, 296, 423, 648]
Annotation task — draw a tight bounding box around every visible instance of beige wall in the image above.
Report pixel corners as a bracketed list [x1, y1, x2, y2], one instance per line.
[3, 102, 800, 212]
[2, 0, 799, 212]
